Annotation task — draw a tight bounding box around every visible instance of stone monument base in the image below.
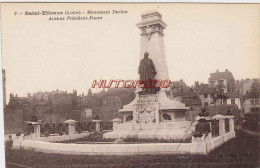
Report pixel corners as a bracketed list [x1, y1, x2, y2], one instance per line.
[103, 128, 192, 140]
[103, 88, 193, 140]
[103, 121, 193, 140]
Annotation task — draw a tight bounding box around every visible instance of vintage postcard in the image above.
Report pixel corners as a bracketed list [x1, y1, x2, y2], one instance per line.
[1, 2, 260, 168]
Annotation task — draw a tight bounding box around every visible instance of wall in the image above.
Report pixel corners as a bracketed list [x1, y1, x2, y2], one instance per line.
[209, 79, 228, 93]
[242, 79, 255, 96]
[199, 94, 214, 107]
[244, 99, 260, 113]
[227, 98, 241, 109]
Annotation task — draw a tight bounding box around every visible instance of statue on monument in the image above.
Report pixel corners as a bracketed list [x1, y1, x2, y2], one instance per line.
[138, 52, 158, 92]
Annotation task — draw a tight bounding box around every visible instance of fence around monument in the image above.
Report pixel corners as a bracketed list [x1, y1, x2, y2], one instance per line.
[38, 121, 113, 137]
[12, 114, 236, 155]
[75, 122, 96, 133]
[211, 119, 219, 137]
[225, 118, 230, 133]
[100, 122, 113, 131]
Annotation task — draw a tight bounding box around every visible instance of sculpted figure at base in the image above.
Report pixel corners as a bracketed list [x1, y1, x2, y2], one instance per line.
[193, 118, 211, 138]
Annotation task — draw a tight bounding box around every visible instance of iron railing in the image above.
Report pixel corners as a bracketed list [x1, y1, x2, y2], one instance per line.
[211, 119, 219, 137]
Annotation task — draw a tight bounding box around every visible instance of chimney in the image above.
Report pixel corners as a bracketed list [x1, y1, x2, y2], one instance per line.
[216, 69, 219, 72]
[225, 69, 228, 72]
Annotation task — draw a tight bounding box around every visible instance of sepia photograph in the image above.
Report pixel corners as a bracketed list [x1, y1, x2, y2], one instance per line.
[0, 2, 260, 168]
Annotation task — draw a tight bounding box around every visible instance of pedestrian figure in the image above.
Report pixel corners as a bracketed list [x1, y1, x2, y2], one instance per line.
[5, 135, 13, 156]
[44, 123, 50, 137]
[58, 123, 63, 136]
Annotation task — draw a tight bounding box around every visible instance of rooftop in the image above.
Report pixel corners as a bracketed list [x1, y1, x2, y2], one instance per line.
[209, 69, 235, 81]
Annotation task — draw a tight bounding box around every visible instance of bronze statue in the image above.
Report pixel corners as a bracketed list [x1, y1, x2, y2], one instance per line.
[138, 52, 157, 91]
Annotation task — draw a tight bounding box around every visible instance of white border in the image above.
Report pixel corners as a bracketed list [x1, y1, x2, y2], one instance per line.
[0, 2, 6, 167]
[0, 1, 259, 168]
[0, 0, 260, 3]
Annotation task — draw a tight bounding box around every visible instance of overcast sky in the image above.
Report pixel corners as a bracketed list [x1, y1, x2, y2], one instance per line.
[1, 3, 260, 101]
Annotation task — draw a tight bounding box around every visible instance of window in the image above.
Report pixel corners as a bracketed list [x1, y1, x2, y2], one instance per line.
[125, 115, 133, 122]
[231, 99, 235, 105]
[250, 108, 255, 112]
[255, 100, 259, 105]
[210, 81, 215, 88]
[219, 80, 225, 88]
[204, 94, 208, 98]
[251, 100, 255, 105]
[162, 113, 171, 120]
[204, 102, 208, 107]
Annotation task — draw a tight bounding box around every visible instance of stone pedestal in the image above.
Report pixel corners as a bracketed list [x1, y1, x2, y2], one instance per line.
[133, 101, 160, 130]
[34, 124, 41, 139]
[104, 92, 190, 140]
[226, 115, 236, 139]
[92, 120, 102, 133]
[112, 118, 122, 131]
[65, 119, 76, 136]
[219, 119, 225, 136]
[192, 133, 212, 144]
[13, 134, 24, 148]
[31, 122, 41, 139]
[212, 115, 225, 136]
[227, 116, 235, 132]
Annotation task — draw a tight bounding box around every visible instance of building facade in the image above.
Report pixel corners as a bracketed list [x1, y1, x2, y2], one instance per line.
[197, 70, 241, 110]
[225, 92, 241, 109]
[244, 98, 260, 113]
[208, 69, 235, 93]
[235, 78, 260, 96]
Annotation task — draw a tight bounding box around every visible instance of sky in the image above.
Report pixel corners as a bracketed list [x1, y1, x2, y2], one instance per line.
[1, 3, 260, 102]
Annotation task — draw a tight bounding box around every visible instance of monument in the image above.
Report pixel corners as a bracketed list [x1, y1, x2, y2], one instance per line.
[104, 11, 192, 140]
[138, 52, 157, 92]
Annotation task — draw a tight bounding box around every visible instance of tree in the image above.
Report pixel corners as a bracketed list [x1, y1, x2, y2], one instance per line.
[214, 84, 228, 105]
[87, 89, 92, 96]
